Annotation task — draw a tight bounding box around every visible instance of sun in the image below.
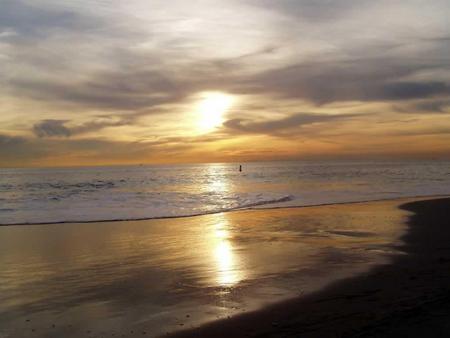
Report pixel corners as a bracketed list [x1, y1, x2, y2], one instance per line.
[197, 92, 234, 132]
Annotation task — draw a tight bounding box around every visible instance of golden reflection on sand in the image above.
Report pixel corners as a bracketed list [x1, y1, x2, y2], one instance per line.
[213, 216, 241, 286]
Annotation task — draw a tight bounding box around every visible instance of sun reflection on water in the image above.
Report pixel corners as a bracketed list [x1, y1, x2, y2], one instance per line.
[203, 163, 242, 286]
[212, 217, 241, 286]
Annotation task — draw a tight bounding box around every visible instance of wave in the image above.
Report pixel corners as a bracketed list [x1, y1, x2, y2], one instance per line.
[2, 161, 450, 226]
[2, 193, 449, 226]
[0, 194, 295, 226]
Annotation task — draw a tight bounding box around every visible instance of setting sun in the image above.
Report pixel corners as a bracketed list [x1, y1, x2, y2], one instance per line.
[197, 92, 234, 132]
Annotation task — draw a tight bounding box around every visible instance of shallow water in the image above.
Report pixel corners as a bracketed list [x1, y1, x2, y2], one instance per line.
[1, 161, 449, 225]
[0, 199, 409, 338]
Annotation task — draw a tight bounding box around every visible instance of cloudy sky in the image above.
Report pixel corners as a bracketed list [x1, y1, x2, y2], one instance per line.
[1, 0, 449, 167]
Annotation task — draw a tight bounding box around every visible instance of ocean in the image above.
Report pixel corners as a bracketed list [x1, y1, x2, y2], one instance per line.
[1, 160, 449, 225]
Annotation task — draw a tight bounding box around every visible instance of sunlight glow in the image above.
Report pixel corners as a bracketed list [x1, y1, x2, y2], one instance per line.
[197, 92, 234, 132]
[203, 165, 242, 285]
[209, 210, 244, 287]
[213, 226, 240, 286]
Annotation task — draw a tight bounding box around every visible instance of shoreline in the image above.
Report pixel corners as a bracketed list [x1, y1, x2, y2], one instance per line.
[1, 193, 449, 227]
[167, 197, 450, 338]
[1, 196, 448, 337]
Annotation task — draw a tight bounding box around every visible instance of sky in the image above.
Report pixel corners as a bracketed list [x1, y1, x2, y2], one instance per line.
[0, 0, 449, 167]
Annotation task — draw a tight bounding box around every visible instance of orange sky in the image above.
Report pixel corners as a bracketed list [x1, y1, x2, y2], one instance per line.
[0, 0, 449, 167]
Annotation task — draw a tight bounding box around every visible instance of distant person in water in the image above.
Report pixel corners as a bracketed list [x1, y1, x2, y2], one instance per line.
[239, 165, 242, 172]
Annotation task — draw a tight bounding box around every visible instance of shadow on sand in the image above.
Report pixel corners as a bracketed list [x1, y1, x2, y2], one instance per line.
[168, 198, 450, 338]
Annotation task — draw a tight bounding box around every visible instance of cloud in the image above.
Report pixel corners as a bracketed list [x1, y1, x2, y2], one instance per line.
[14, 57, 449, 112]
[33, 120, 72, 138]
[32, 115, 143, 138]
[0, 0, 97, 36]
[413, 99, 450, 113]
[224, 112, 358, 136]
[389, 126, 450, 137]
[11, 68, 185, 111]
[3, 0, 450, 111]
[0, 133, 25, 144]
[1, 0, 450, 165]
[0, 133, 47, 163]
[0, 133, 199, 167]
[235, 57, 450, 104]
[378, 82, 449, 101]
[394, 99, 450, 114]
[245, 0, 373, 21]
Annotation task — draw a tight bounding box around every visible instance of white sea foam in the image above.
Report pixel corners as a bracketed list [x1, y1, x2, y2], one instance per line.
[1, 161, 449, 225]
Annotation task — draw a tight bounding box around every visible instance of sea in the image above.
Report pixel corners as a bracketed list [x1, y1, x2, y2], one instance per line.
[0, 160, 449, 225]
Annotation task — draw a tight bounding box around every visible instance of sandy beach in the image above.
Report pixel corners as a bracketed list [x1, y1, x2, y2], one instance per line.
[170, 197, 450, 338]
[1, 196, 449, 338]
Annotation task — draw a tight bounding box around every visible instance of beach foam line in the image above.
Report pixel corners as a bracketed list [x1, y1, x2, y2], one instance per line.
[1, 194, 449, 226]
[0, 195, 294, 226]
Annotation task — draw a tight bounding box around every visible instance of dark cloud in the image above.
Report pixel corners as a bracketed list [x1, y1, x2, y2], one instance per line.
[390, 127, 450, 137]
[378, 82, 449, 101]
[0, 134, 198, 167]
[246, 0, 372, 21]
[224, 112, 358, 136]
[12, 69, 184, 111]
[0, 0, 100, 37]
[33, 120, 72, 138]
[32, 114, 146, 138]
[12, 57, 449, 110]
[394, 99, 450, 114]
[413, 99, 450, 113]
[0, 133, 46, 162]
[0, 134, 26, 147]
[234, 57, 450, 104]
[419, 35, 450, 43]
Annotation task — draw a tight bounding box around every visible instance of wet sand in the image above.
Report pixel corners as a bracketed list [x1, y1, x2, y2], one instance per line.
[169, 197, 450, 338]
[1, 197, 448, 337]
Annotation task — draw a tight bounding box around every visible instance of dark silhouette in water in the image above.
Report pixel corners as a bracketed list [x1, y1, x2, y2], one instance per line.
[239, 165, 242, 172]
